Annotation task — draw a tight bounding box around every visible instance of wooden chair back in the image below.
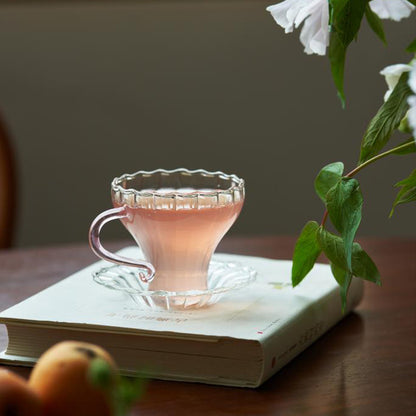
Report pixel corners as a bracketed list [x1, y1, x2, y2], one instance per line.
[0, 114, 17, 248]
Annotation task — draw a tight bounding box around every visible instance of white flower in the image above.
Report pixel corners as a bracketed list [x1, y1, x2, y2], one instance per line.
[369, 0, 415, 21]
[408, 96, 416, 138]
[407, 62, 416, 139]
[266, 0, 329, 56]
[380, 64, 412, 101]
[409, 61, 416, 92]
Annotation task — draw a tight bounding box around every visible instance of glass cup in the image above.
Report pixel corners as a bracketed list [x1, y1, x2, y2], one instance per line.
[89, 169, 245, 293]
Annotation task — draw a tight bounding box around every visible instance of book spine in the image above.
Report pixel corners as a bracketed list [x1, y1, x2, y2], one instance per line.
[256, 279, 364, 386]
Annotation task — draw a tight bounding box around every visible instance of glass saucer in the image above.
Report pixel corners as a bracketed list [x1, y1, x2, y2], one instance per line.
[92, 260, 257, 310]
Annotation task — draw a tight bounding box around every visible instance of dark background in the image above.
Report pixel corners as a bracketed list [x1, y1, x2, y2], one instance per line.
[0, 1, 414, 247]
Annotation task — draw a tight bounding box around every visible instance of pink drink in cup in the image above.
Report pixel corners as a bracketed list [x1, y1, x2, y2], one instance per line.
[114, 193, 243, 292]
[89, 169, 245, 295]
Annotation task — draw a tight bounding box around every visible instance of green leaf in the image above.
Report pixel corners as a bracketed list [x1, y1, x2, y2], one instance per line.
[390, 169, 416, 217]
[330, 262, 352, 313]
[331, 0, 367, 45]
[314, 162, 344, 203]
[329, 31, 347, 107]
[317, 227, 381, 285]
[329, 0, 367, 105]
[365, 4, 386, 45]
[351, 245, 381, 285]
[113, 376, 147, 416]
[292, 221, 322, 287]
[359, 72, 412, 163]
[391, 138, 416, 155]
[393, 187, 416, 205]
[328, 1, 335, 27]
[326, 178, 363, 272]
[406, 38, 416, 53]
[88, 358, 114, 391]
[398, 115, 413, 134]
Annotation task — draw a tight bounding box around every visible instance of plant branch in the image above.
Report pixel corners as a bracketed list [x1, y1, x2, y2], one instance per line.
[347, 139, 414, 178]
[320, 139, 414, 227]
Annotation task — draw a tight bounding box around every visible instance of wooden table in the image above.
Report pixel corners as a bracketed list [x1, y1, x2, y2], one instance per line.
[0, 236, 415, 415]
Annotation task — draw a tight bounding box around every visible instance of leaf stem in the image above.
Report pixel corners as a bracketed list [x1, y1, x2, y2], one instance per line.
[347, 140, 414, 178]
[321, 210, 329, 227]
[320, 139, 414, 227]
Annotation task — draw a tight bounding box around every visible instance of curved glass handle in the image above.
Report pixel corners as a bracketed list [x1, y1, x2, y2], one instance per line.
[88, 206, 155, 283]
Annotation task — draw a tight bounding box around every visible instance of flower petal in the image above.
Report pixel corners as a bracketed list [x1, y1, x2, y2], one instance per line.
[408, 62, 416, 94]
[267, 0, 329, 55]
[299, 1, 329, 55]
[380, 64, 412, 90]
[369, 0, 415, 22]
[408, 63, 416, 138]
[293, 0, 324, 28]
[266, 0, 306, 33]
[407, 95, 416, 139]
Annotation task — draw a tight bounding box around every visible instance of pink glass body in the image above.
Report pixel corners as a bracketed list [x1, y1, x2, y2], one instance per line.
[113, 199, 243, 292]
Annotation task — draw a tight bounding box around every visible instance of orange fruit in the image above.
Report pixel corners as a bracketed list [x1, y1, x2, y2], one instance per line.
[0, 369, 41, 416]
[29, 341, 118, 416]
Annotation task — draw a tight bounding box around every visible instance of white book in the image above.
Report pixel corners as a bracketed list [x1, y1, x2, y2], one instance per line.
[0, 248, 363, 388]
